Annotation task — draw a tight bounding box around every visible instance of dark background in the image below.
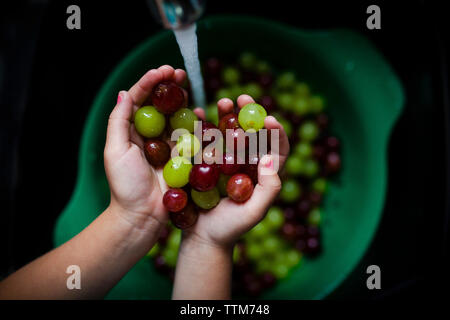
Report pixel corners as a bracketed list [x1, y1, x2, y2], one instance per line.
[0, 0, 449, 300]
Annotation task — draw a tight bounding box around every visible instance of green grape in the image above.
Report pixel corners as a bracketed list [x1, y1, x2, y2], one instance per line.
[276, 72, 296, 89]
[280, 179, 302, 203]
[146, 243, 160, 257]
[217, 174, 230, 196]
[222, 66, 240, 85]
[191, 188, 220, 210]
[238, 103, 267, 132]
[294, 82, 310, 97]
[134, 106, 166, 138]
[265, 206, 285, 230]
[278, 118, 292, 137]
[292, 97, 310, 116]
[170, 108, 198, 133]
[167, 228, 182, 249]
[276, 92, 294, 111]
[248, 222, 269, 239]
[294, 142, 313, 158]
[308, 208, 322, 226]
[285, 155, 304, 176]
[262, 235, 283, 255]
[162, 247, 178, 267]
[163, 156, 193, 188]
[255, 259, 272, 274]
[244, 83, 263, 100]
[216, 88, 231, 101]
[229, 85, 244, 101]
[312, 178, 328, 194]
[239, 52, 257, 70]
[298, 120, 319, 141]
[272, 263, 289, 279]
[310, 95, 325, 113]
[233, 245, 241, 263]
[285, 249, 302, 267]
[206, 103, 219, 126]
[176, 133, 200, 158]
[246, 242, 264, 260]
[303, 158, 319, 177]
[270, 111, 282, 119]
[255, 60, 271, 73]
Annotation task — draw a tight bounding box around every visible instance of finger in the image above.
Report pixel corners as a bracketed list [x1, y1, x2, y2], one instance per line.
[158, 65, 175, 80]
[193, 107, 205, 121]
[236, 94, 255, 109]
[244, 154, 282, 218]
[128, 69, 163, 106]
[217, 98, 234, 118]
[264, 116, 290, 169]
[129, 124, 144, 149]
[182, 88, 188, 107]
[174, 69, 187, 86]
[105, 91, 134, 156]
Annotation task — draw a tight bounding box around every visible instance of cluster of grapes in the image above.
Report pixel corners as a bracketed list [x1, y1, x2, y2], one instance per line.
[134, 77, 270, 230]
[147, 52, 342, 297]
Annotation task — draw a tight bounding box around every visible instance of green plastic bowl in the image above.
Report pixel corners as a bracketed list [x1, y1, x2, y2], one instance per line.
[54, 15, 404, 299]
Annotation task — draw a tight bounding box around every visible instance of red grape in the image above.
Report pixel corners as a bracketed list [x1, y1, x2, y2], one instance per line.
[226, 173, 254, 203]
[257, 73, 274, 90]
[261, 272, 277, 289]
[295, 224, 307, 239]
[258, 95, 276, 113]
[154, 254, 168, 271]
[225, 128, 248, 154]
[308, 191, 323, 206]
[316, 113, 329, 129]
[281, 222, 297, 241]
[202, 147, 218, 165]
[151, 81, 186, 114]
[325, 136, 340, 151]
[243, 153, 259, 184]
[283, 207, 296, 222]
[325, 152, 341, 174]
[169, 202, 198, 229]
[219, 113, 240, 135]
[163, 188, 188, 212]
[205, 77, 223, 97]
[201, 120, 218, 147]
[204, 57, 222, 76]
[296, 199, 312, 219]
[189, 163, 220, 191]
[143, 139, 171, 167]
[313, 144, 326, 161]
[221, 153, 242, 175]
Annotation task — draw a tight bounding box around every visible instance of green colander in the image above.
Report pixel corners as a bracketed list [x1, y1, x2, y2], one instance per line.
[54, 15, 404, 299]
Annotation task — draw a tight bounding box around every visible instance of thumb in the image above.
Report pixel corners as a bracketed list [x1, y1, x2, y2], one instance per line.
[245, 154, 282, 217]
[105, 90, 134, 158]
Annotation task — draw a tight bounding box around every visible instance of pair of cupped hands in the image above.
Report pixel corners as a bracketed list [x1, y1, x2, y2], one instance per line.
[105, 65, 290, 250]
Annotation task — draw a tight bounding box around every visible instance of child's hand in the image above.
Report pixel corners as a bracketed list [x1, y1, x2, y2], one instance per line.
[184, 94, 290, 249]
[104, 65, 187, 230]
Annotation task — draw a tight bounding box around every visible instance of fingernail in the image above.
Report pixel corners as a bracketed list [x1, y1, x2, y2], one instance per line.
[264, 158, 274, 170]
[117, 92, 123, 105]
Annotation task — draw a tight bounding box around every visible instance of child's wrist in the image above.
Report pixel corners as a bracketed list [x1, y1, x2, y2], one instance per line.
[106, 203, 164, 249]
[179, 232, 234, 261]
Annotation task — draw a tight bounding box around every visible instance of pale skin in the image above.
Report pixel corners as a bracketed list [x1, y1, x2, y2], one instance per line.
[0, 65, 289, 300]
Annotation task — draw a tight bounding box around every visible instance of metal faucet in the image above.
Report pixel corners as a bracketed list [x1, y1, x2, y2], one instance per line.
[147, 0, 206, 30]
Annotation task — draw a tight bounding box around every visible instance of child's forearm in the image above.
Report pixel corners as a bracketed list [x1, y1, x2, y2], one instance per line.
[0, 205, 162, 299]
[172, 234, 233, 300]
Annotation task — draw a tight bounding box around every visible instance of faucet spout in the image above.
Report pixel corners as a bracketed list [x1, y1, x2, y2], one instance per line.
[147, 0, 206, 30]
